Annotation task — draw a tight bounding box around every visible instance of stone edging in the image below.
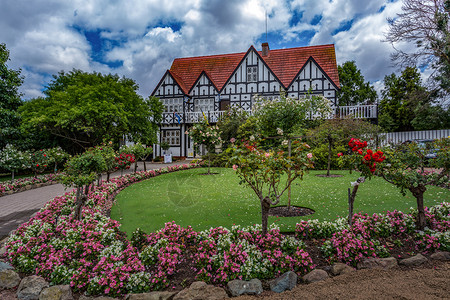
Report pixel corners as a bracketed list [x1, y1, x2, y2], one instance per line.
[0, 181, 57, 198]
[1, 252, 449, 299]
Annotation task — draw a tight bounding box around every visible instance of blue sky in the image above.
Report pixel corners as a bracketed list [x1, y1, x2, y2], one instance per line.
[0, 0, 416, 100]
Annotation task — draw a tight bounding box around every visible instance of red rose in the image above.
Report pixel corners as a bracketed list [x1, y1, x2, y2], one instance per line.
[357, 149, 363, 155]
[364, 154, 371, 161]
[337, 152, 343, 157]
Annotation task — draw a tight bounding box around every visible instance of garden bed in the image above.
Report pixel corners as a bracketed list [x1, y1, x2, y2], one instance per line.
[0, 174, 58, 197]
[0, 164, 449, 298]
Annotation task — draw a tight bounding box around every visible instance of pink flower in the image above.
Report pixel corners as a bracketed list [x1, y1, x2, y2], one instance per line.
[307, 153, 313, 159]
[230, 138, 236, 143]
[232, 164, 238, 170]
[265, 153, 270, 158]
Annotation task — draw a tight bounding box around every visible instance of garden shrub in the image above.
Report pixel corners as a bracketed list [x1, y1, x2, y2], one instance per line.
[310, 144, 346, 170]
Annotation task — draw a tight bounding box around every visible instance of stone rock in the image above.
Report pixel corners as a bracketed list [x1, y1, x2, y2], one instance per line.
[430, 251, 450, 261]
[268, 271, 297, 293]
[330, 263, 355, 276]
[174, 281, 228, 300]
[302, 269, 329, 283]
[0, 245, 7, 256]
[0, 269, 21, 289]
[39, 285, 73, 300]
[79, 296, 116, 300]
[357, 257, 398, 270]
[399, 254, 428, 267]
[227, 278, 263, 296]
[0, 261, 14, 271]
[126, 291, 177, 300]
[17, 275, 49, 300]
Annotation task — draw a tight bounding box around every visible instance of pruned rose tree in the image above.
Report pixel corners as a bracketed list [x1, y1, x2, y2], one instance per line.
[188, 121, 222, 174]
[228, 139, 314, 235]
[378, 138, 449, 229]
[338, 138, 386, 226]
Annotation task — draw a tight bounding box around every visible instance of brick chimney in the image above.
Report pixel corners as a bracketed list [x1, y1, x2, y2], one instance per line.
[262, 42, 270, 57]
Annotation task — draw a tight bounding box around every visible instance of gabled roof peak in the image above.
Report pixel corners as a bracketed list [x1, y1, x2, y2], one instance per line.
[162, 44, 339, 95]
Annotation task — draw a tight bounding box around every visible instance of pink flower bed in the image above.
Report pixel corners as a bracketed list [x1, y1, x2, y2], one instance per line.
[0, 173, 57, 195]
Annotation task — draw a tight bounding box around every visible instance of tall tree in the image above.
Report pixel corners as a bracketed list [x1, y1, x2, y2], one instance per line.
[0, 43, 23, 149]
[19, 70, 162, 153]
[379, 66, 426, 132]
[385, 0, 450, 93]
[337, 61, 377, 106]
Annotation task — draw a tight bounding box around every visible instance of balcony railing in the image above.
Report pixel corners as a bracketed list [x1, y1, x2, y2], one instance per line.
[161, 105, 378, 124]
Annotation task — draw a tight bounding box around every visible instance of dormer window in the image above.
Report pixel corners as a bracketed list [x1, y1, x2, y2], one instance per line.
[247, 66, 258, 82]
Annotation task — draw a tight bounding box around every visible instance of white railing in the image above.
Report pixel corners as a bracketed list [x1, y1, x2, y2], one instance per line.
[161, 105, 378, 124]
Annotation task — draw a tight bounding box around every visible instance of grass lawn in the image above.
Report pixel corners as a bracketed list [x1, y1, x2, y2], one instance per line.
[110, 167, 450, 236]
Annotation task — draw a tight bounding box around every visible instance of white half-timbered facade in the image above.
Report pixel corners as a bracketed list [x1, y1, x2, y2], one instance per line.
[151, 43, 376, 157]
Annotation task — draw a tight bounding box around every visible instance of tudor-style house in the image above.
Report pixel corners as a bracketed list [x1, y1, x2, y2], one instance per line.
[151, 43, 377, 157]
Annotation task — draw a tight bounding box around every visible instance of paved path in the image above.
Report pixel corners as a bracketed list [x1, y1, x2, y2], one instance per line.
[0, 161, 191, 240]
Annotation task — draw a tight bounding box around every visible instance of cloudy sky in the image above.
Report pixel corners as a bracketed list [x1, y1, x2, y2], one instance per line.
[0, 0, 411, 100]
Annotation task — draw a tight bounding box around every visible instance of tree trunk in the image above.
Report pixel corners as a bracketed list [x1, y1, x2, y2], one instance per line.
[74, 186, 83, 220]
[327, 136, 332, 177]
[208, 152, 211, 174]
[54, 162, 58, 174]
[11, 170, 15, 182]
[260, 196, 271, 236]
[144, 161, 147, 172]
[97, 174, 102, 186]
[134, 161, 138, 173]
[348, 177, 364, 226]
[410, 185, 427, 230]
[107, 172, 111, 182]
[287, 170, 292, 210]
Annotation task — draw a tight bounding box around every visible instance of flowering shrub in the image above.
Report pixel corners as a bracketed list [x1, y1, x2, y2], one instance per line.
[0, 144, 31, 181]
[193, 224, 314, 283]
[188, 121, 222, 174]
[0, 173, 57, 195]
[115, 152, 135, 173]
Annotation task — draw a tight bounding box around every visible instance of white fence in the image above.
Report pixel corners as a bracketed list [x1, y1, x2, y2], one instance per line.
[379, 129, 450, 146]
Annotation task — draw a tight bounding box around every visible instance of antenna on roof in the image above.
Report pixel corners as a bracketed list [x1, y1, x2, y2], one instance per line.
[265, 10, 268, 42]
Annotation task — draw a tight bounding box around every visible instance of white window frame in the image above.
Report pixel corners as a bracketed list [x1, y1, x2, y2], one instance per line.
[162, 130, 180, 146]
[247, 66, 258, 82]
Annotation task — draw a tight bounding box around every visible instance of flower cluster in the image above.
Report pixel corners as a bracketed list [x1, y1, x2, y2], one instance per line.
[115, 153, 135, 170]
[5, 163, 200, 297]
[346, 138, 386, 174]
[0, 174, 57, 195]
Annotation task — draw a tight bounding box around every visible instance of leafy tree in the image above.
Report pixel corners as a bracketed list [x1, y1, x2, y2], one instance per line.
[337, 61, 377, 106]
[228, 139, 313, 235]
[0, 144, 30, 181]
[0, 43, 23, 149]
[58, 151, 106, 220]
[379, 66, 425, 132]
[378, 138, 449, 229]
[307, 119, 381, 176]
[45, 146, 70, 173]
[188, 121, 222, 174]
[217, 107, 250, 149]
[19, 70, 162, 153]
[120, 142, 152, 172]
[93, 142, 117, 182]
[30, 149, 50, 177]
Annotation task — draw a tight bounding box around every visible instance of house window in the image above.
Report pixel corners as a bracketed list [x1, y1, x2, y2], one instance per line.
[162, 130, 180, 146]
[247, 66, 258, 82]
[194, 98, 215, 112]
[163, 98, 183, 112]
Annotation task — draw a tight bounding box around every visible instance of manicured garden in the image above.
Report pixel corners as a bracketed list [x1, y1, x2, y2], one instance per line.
[111, 167, 450, 235]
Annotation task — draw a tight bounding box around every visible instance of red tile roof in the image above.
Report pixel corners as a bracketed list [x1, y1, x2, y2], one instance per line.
[167, 44, 339, 95]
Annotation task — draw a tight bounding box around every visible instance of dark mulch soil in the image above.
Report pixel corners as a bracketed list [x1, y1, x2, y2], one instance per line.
[315, 174, 343, 177]
[269, 206, 315, 217]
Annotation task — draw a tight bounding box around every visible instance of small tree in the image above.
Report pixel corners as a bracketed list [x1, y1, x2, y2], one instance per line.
[93, 142, 117, 182]
[228, 139, 313, 235]
[0, 144, 30, 181]
[338, 138, 386, 226]
[30, 149, 50, 177]
[46, 146, 70, 173]
[115, 152, 135, 177]
[188, 121, 222, 174]
[378, 138, 449, 229]
[58, 151, 106, 220]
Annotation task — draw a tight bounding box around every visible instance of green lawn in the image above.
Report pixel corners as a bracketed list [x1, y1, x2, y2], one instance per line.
[111, 168, 450, 236]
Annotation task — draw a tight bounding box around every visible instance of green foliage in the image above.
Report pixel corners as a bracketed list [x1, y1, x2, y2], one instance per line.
[379, 67, 422, 132]
[160, 142, 170, 151]
[0, 43, 23, 149]
[337, 61, 377, 106]
[188, 121, 222, 153]
[0, 144, 30, 173]
[217, 107, 249, 149]
[19, 70, 162, 153]
[91, 143, 117, 174]
[379, 139, 450, 195]
[252, 93, 331, 139]
[311, 144, 346, 170]
[58, 151, 106, 188]
[30, 149, 50, 175]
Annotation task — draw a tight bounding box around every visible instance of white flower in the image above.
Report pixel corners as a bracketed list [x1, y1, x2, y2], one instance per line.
[277, 128, 283, 135]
